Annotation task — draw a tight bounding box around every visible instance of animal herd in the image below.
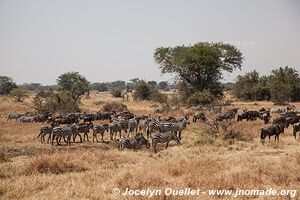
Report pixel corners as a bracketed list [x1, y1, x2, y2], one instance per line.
[5, 104, 300, 153]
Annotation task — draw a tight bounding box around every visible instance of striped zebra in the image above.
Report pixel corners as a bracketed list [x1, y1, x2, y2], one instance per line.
[109, 122, 122, 140]
[74, 123, 94, 142]
[38, 125, 54, 143]
[127, 118, 138, 136]
[152, 132, 181, 153]
[171, 119, 189, 140]
[146, 120, 161, 139]
[92, 124, 109, 142]
[159, 122, 174, 133]
[118, 134, 150, 151]
[51, 124, 77, 145]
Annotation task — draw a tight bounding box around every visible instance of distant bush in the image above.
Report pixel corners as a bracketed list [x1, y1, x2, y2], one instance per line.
[102, 102, 128, 112]
[150, 90, 168, 103]
[187, 90, 215, 106]
[133, 81, 152, 100]
[9, 87, 28, 102]
[33, 91, 81, 113]
[133, 80, 167, 103]
[110, 87, 122, 98]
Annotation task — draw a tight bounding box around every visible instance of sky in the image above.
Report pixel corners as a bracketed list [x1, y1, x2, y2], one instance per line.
[0, 0, 299, 85]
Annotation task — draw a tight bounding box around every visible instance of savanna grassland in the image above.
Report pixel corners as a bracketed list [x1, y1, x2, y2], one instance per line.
[0, 92, 300, 200]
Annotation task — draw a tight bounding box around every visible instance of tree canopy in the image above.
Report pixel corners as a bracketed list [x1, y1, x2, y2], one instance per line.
[154, 42, 243, 97]
[0, 76, 17, 95]
[57, 72, 90, 102]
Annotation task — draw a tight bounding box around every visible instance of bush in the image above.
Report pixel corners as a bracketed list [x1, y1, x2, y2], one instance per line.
[150, 90, 168, 103]
[133, 81, 152, 100]
[33, 91, 81, 113]
[102, 102, 128, 112]
[9, 87, 28, 102]
[187, 90, 215, 106]
[110, 87, 122, 97]
[133, 81, 168, 103]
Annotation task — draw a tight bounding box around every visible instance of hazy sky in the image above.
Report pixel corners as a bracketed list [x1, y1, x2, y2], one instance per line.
[0, 0, 299, 85]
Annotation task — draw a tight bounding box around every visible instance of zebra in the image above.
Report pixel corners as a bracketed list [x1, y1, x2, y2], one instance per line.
[127, 118, 138, 136]
[171, 119, 189, 140]
[92, 124, 109, 142]
[159, 122, 174, 133]
[38, 125, 54, 143]
[74, 123, 94, 142]
[152, 132, 181, 153]
[146, 120, 161, 139]
[137, 117, 149, 132]
[118, 134, 150, 151]
[109, 122, 123, 140]
[51, 124, 77, 145]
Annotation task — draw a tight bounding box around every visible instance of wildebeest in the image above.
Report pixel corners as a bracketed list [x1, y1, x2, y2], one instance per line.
[260, 124, 285, 143]
[293, 122, 300, 139]
[273, 116, 288, 127]
[193, 111, 206, 122]
[6, 113, 20, 121]
[216, 108, 238, 121]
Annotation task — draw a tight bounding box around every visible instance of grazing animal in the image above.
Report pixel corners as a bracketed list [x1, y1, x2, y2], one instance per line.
[260, 124, 285, 143]
[262, 113, 270, 124]
[6, 113, 20, 121]
[118, 134, 150, 151]
[52, 124, 77, 145]
[92, 124, 109, 142]
[171, 119, 189, 140]
[38, 125, 54, 143]
[152, 132, 181, 153]
[127, 118, 138, 136]
[293, 122, 300, 139]
[193, 112, 206, 122]
[273, 116, 288, 128]
[109, 122, 123, 140]
[76, 123, 94, 142]
[216, 108, 238, 121]
[146, 120, 160, 138]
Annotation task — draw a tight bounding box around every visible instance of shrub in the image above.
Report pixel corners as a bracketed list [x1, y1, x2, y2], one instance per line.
[150, 90, 168, 103]
[102, 102, 128, 112]
[110, 87, 122, 97]
[9, 87, 28, 102]
[187, 90, 215, 106]
[133, 81, 152, 100]
[33, 91, 81, 113]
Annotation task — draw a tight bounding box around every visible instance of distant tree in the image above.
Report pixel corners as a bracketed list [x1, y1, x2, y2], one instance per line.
[57, 72, 90, 104]
[154, 42, 243, 98]
[233, 70, 260, 100]
[21, 83, 41, 91]
[269, 66, 300, 104]
[158, 81, 168, 90]
[90, 82, 108, 92]
[130, 78, 140, 85]
[9, 87, 28, 102]
[147, 81, 157, 89]
[110, 80, 126, 90]
[133, 81, 152, 100]
[0, 76, 17, 95]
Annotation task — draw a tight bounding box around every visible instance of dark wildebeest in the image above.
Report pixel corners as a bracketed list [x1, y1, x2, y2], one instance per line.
[273, 116, 288, 128]
[193, 111, 206, 122]
[260, 124, 285, 143]
[293, 122, 300, 139]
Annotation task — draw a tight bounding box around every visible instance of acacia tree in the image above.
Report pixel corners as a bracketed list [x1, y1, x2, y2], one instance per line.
[0, 76, 17, 95]
[57, 72, 90, 104]
[154, 42, 243, 98]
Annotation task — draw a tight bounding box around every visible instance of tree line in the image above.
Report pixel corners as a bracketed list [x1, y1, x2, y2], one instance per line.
[1, 41, 299, 110]
[232, 66, 300, 104]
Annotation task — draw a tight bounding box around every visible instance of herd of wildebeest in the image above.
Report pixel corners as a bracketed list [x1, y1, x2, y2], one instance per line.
[5, 104, 300, 153]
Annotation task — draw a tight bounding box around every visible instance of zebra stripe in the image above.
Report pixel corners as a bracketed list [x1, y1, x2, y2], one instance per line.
[152, 132, 180, 153]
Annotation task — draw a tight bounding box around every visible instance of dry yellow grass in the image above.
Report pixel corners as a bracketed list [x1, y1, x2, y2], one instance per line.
[0, 93, 300, 200]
